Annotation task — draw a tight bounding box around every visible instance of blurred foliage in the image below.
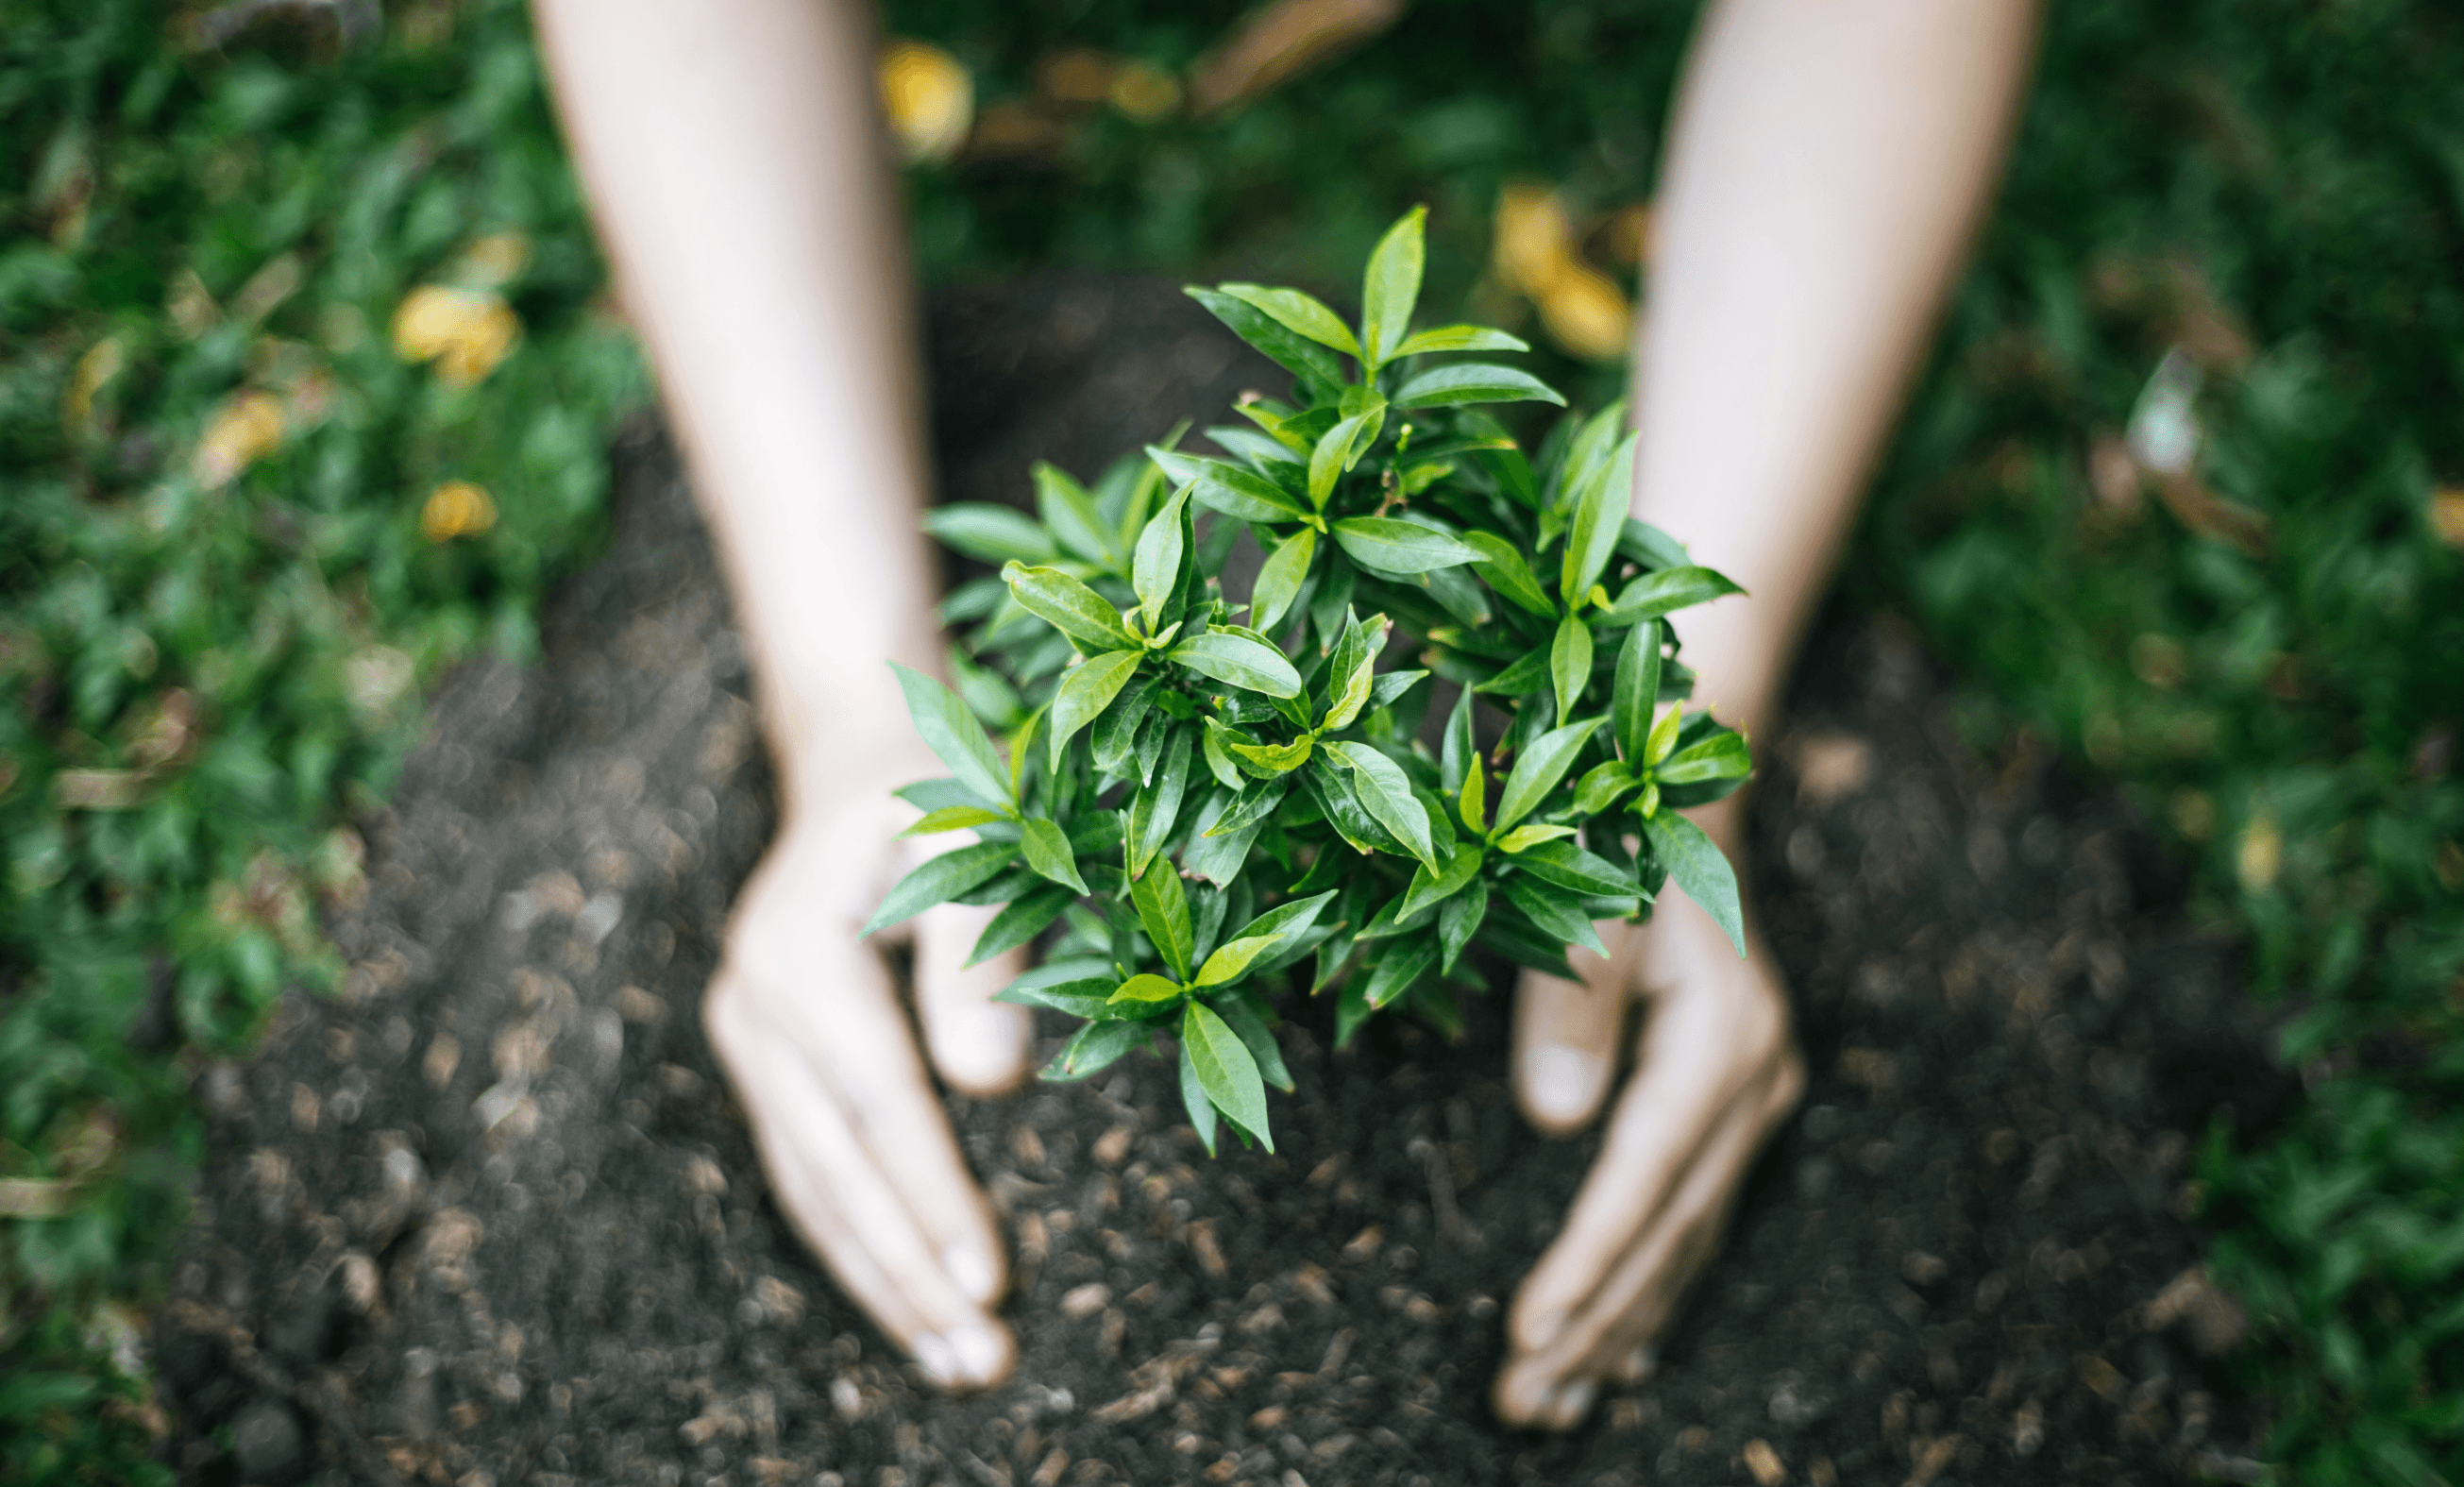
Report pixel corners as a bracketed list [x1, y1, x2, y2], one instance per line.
[0, 0, 644, 1471]
[3, 0, 2458, 1478]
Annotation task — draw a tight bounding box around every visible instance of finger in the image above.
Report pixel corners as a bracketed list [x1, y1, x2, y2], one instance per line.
[911, 899, 1033, 1097]
[1494, 1056, 1795, 1427]
[708, 975, 1014, 1387]
[1506, 972, 1747, 1355]
[1510, 921, 1635, 1134]
[795, 946, 1012, 1309]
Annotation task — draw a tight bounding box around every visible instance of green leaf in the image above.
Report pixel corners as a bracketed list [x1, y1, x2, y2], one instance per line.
[1440, 685, 1477, 795]
[1091, 677, 1156, 773]
[1365, 668, 1426, 713]
[1009, 707, 1043, 802]
[1126, 731, 1195, 878]
[1330, 517, 1478, 576]
[1504, 875, 1608, 957]
[889, 662, 1015, 811]
[1391, 324, 1530, 358]
[1460, 746, 1489, 834]
[1617, 517, 1692, 571]
[1573, 760, 1637, 815]
[1561, 431, 1638, 604]
[1193, 934, 1282, 988]
[1049, 650, 1146, 768]
[922, 503, 1058, 565]
[1170, 631, 1303, 698]
[1145, 447, 1308, 523]
[1200, 718, 1244, 789]
[1179, 1036, 1221, 1157]
[1335, 975, 1375, 1048]
[1494, 718, 1605, 836]
[1437, 876, 1488, 973]
[1512, 837, 1639, 897]
[1644, 811, 1746, 956]
[1392, 363, 1567, 411]
[1360, 205, 1426, 367]
[1221, 888, 1339, 952]
[1600, 566, 1747, 623]
[1323, 740, 1439, 871]
[1220, 283, 1362, 360]
[1471, 640, 1553, 697]
[1612, 618, 1662, 765]
[1398, 840, 1485, 920]
[1185, 286, 1344, 389]
[1494, 822, 1578, 853]
[1047, 1020, 1149, 1081]
[863, 841, 1018, 935]
[1109, 972, 1185, 1005]
[1184, 1002, 1273, 1151]
[1645, 700, 1683, 767]
[1021, 817, 1089, 894]
[1655, 730, 1752, 786]
[1133, 482, 1193, 634]
[1249, 526, 1314, 637]
[966, 887, 1073, 967]
[1132, 857, 1194, 981]
[1206, 779, 1289, 837]
[1308, 402, 1386, 508]
[1461, 532, 1556, 617]
[1002, 563, 1142, 651]
[1215, 994, 1295, 1092]
[1550, 615, 1593, 728]
[1227, 733, 1314, 773]
[900, 804, 1010, 836]
[1318, 610, 1387, 732]
[1362, 938, 1437, 1009]
[1035, 461, 1120, 570]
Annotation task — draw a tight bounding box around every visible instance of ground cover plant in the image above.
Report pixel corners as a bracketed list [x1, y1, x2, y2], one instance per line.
[1, 1, 642, 1477]
[880, 210, 1750, 1149]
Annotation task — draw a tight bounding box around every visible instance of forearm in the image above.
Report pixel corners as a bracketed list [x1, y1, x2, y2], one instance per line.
[1633, 0, 2039, 743]
[534, 0, 939, 805]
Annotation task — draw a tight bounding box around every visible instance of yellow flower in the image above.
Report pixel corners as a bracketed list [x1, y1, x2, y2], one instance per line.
[62, 336, 125, 434]
[878, 40, 973, 164]
[192, 390, 285, 486]
[391, 284, 520, 387]
[420, 480, 497, 542]
[1493, 185, 1638, 363]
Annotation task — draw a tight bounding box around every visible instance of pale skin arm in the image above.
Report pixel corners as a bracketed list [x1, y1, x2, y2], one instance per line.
[533, 0, 1031, 1388]
[1498, 0, 2040, 1428]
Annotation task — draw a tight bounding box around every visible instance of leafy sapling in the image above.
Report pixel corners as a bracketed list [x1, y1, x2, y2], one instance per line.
[874, 207, 1754, 1155]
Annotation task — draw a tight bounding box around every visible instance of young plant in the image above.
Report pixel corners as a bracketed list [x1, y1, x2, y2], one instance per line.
[871, 208, 1752, 1156]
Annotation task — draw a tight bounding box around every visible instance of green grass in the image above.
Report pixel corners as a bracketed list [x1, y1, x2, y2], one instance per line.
[2, 2, 643, 1476]
[4, 0, 2458, 1479]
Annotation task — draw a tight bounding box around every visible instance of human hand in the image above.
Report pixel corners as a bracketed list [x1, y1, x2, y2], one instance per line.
[702, 772, 1034, 1389]
[1494, 837, 1804, 1428]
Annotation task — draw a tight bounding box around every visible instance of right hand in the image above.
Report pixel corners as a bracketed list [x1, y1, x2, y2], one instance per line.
[702, 777, 1033, 1388]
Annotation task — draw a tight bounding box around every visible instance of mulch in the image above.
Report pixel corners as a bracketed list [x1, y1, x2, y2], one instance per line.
[158, 277, 2287, 1487]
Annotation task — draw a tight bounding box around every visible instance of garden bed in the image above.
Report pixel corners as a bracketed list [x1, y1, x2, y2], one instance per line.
[160, 278, 2286, 1486]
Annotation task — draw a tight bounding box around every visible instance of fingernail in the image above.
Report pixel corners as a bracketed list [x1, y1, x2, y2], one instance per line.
[945, 1245, 999, 1304]
[949, 1322, 1005, 1384]
[913, 1332, 959, 1387]
[1547, 1377, 1595, 1428]
[1521, 1045, 1603, 1127]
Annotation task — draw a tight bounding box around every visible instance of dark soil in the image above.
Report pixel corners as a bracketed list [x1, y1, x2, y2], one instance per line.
[161, 278, 2290, 1487]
